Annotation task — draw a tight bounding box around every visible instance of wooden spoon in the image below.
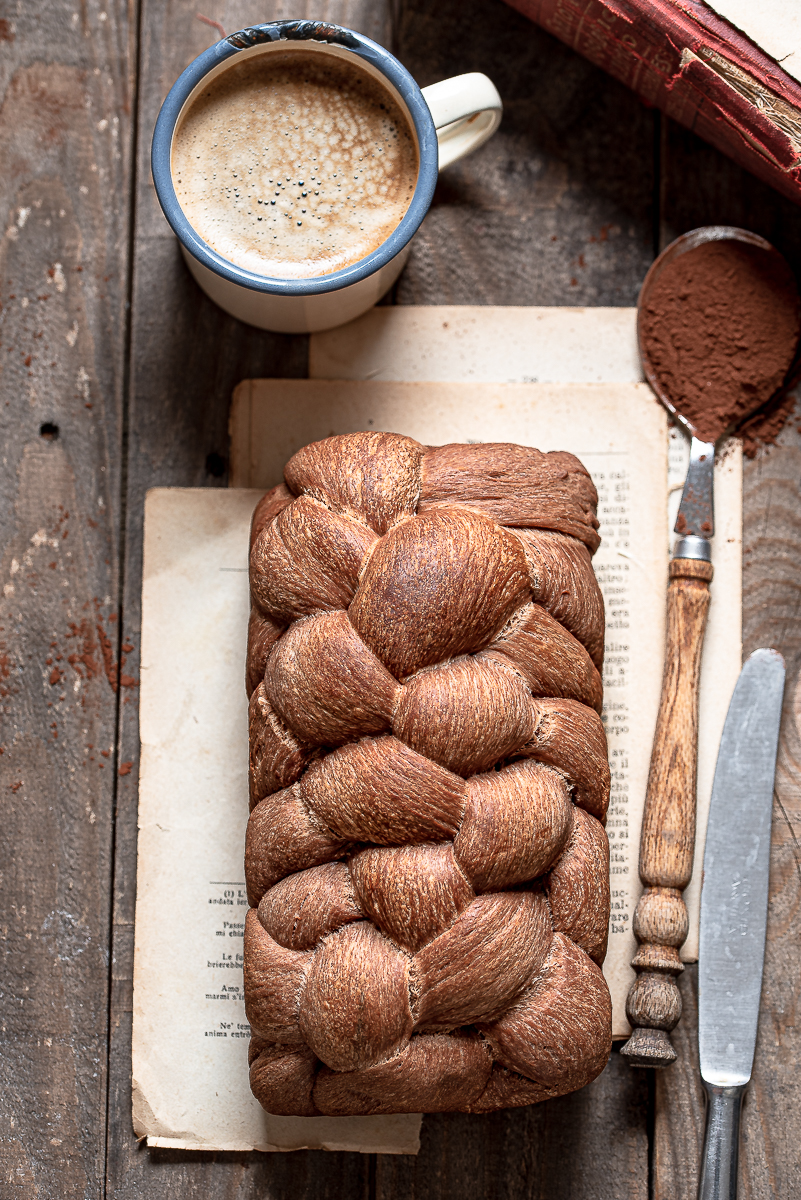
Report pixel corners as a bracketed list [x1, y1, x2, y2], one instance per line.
[620, 227, 800, 1068]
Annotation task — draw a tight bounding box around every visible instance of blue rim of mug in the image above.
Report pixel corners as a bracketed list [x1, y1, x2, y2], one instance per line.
[151, 20, 438, 296]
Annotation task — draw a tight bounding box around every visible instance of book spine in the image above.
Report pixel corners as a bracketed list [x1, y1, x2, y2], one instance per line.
[505, 0, 801, 207]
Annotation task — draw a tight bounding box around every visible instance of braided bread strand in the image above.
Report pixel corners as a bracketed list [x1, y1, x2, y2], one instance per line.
[245, 433, 611, 1115]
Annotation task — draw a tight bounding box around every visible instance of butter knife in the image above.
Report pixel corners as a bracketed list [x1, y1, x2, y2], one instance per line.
[698, 647, 786, 1200]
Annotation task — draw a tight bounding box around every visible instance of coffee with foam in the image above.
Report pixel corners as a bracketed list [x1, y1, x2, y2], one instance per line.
[172, 47, 419, 280]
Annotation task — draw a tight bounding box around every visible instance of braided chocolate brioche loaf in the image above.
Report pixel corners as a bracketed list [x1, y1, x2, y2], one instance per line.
[245, 433, 612, 1116]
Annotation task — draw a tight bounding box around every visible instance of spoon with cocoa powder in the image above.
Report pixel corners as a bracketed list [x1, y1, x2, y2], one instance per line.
[621, 228, 800, 1070]
[640, 228, 800, 450]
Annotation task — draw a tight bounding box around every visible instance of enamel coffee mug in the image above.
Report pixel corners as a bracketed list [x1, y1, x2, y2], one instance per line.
[152, 19, 502, 333]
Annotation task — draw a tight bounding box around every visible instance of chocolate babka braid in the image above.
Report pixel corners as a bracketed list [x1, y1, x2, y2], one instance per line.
[244, 433, 611, 1116]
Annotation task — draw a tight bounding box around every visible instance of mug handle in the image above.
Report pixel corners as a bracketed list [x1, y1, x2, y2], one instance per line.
[421, 73, 503, 169]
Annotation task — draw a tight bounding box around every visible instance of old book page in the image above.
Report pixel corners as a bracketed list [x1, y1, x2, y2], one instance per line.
[135, 487, 423, 1154]
[134, 307, 741, 1150]
[707, 1, 801, 85]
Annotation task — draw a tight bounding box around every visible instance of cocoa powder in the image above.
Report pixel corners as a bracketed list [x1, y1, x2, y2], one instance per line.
[640, 239, 800, 446]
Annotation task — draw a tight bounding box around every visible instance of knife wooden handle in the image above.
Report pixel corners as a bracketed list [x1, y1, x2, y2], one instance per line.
[621, 556, 713, 1068]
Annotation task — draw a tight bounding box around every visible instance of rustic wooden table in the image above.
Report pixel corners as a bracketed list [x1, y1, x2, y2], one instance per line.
[3, 2, 801, 1196]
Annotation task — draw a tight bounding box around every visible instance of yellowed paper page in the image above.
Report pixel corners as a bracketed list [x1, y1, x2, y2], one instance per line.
[134, 487, 422, 1154]
[707, 0, 801, 85]
[309, 305, 642, 384]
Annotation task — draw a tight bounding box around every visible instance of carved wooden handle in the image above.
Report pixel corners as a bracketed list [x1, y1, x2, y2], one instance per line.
[620, 556, 713, 1067]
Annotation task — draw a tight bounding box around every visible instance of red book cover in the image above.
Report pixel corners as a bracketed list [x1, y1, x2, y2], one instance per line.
[504, 0, 801, 206]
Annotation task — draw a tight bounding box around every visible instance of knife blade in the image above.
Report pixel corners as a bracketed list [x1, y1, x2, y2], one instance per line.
[675, 435, 715, 540]
[697, 647, 786, 1200]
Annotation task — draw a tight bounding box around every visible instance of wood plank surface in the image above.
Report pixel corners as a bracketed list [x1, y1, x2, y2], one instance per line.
[393, 0, 657, 306]
[654, 130, 801, 1199]
[107, 1, 653, 1196]
[659, 119, 801, 278]
[376, 1049, 648, 1200]
[3, 0, 800, 1196]
[654, 421, 801, 1200]
[387, 8, 651, 1195]
[0, 2, 134, 1197]
[106, 5, 385, 1198]
[740, 420, 801, 1199]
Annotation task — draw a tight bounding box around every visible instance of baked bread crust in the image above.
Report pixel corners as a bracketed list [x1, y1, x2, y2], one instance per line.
[245, 433, 611, 1116]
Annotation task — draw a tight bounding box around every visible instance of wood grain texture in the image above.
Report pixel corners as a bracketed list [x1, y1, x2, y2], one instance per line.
[731, 421, 801, 1199]
[639, 559, 714, 889]
[653, 964, 704, 1200]
[106, 4, 384, 1197]
[3, 0, 796, 1193]
[391, 0, 656, 306]
[0, 1, 134, 1196]
[659, 117, 801, 278]
[655, 122, 801, 1200]
[655, 425, 801, 1197]
[375, 1048, 648, 1200]
[622, 559, 712, 1065]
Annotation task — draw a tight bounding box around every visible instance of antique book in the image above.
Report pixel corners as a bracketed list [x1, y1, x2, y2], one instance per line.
[504, 0, 801, 206]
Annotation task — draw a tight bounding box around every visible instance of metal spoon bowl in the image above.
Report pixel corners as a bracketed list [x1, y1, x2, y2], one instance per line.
[636, 226, 798, 546]
[637, 225, 792, 443]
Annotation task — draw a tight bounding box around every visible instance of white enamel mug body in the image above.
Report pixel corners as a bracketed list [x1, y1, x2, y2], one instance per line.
[152, 20, 501, 334]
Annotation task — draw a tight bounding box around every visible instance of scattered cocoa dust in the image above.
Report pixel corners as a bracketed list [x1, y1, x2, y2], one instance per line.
[66, 619, 101, 680]
[640, 239, 801, 449]
[61, 611, 138, 693]
[738, 386, 798, 458]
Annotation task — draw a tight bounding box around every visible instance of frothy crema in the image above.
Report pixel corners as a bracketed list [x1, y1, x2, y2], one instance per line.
[171, 48, 419, 280]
